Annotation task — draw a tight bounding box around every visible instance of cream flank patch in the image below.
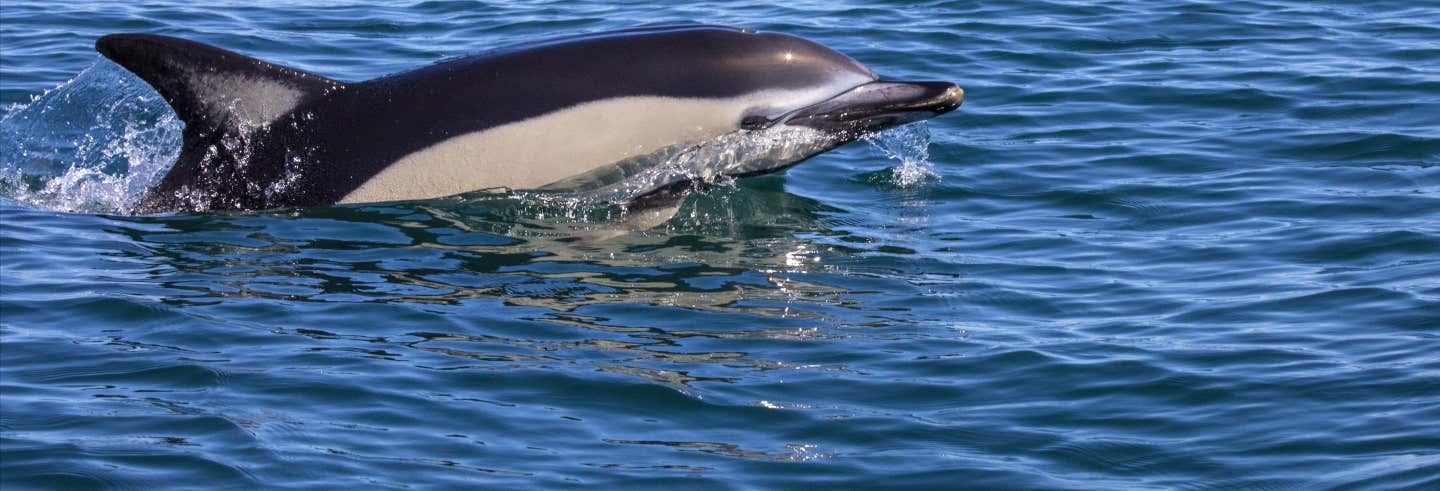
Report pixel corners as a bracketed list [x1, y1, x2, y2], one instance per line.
[338, 87, 847, 204]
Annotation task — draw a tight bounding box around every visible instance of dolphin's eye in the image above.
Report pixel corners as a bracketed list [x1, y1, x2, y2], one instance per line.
[740, 115, 772, 130]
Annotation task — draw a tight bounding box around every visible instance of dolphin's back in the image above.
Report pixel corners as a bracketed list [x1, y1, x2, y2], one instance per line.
[97, 26, 877, 212]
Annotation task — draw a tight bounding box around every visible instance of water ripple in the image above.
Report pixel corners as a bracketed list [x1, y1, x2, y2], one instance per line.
[5, 0, 1440, 489]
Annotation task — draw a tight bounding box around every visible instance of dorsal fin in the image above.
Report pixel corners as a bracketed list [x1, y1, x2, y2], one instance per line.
[95, 33, 347, 134]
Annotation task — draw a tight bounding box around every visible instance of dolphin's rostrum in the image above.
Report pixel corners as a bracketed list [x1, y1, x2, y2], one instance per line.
[95, 26, 963, 213]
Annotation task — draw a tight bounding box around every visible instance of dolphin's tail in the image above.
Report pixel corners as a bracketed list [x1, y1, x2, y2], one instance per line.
[95, 34, 347, 212]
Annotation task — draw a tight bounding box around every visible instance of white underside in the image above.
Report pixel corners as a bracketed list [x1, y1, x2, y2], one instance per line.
[337, 88, 845, 204]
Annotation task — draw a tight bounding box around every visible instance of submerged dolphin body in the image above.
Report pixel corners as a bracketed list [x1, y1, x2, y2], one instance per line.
[96, 26, 963, 213]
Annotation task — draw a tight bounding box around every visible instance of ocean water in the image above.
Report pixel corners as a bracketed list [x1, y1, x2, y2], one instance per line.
[2, 0, 1439, 488]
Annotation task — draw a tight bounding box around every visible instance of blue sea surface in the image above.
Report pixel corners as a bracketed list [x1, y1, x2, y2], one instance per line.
[3, 1, 1439, 488]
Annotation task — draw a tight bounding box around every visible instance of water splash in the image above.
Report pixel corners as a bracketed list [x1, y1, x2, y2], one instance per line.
[865, 122, 937, 187]
[0, 61, 181, 214]
[497, 125, 842, 231]
[535, 126, 839, 205]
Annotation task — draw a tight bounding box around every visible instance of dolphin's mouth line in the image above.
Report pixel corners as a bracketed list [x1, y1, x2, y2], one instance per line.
[767, 80, 964, 135]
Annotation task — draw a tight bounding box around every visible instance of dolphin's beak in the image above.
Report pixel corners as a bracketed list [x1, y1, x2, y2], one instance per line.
[779, 81, 963, 135]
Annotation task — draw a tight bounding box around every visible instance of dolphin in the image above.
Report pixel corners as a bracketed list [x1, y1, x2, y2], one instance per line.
[95, 25, 963, 213]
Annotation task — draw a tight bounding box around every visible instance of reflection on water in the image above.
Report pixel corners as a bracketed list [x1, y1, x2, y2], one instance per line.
[4, 178, 908, 485]
[94, 179, 858, 394]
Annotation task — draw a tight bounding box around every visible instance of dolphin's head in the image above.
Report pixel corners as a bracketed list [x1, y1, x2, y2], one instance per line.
[761, 81, 964, 136]
[692, 28, 963, 179]
[715, 29, 964, 138]
[524, 26, 966, 203]
[566, 26, 962, 136]
[512, 25, 963, 150]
